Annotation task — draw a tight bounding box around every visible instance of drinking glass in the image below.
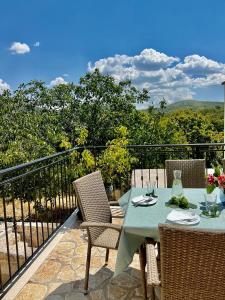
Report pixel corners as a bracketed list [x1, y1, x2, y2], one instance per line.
[146, 181, 156, 196]
[204, 192, 217, 215]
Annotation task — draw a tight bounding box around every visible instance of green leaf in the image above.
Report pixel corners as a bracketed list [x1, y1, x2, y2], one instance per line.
[206, 184, 215, 194]
[213, 165, 221, 177]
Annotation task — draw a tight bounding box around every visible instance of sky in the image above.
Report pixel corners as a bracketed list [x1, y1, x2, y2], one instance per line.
[1, 0, 225, 104]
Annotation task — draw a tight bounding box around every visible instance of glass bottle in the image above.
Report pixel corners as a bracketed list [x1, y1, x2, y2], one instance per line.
[172, 170, 183, 197]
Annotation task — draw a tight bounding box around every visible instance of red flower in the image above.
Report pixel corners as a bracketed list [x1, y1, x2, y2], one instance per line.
[207, 174, 215, 185]
[218, 174, 225, 188]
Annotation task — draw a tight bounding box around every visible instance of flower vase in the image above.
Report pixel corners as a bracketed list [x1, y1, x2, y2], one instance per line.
[220, 187, 225, 203]
[215, 187, 225, 203]
[171, 170, 183, 197]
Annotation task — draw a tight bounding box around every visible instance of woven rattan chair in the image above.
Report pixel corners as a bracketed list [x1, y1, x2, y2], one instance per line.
[146, 224, 225, 300]
[73, 171, 146, 296]
[165, 159, 206, 188]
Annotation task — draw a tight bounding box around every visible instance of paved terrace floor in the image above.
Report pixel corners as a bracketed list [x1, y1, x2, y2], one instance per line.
[13, 217, 147, 300]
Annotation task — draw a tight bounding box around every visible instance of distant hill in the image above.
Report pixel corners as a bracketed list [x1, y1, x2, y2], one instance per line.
[165, 99, 223, 112]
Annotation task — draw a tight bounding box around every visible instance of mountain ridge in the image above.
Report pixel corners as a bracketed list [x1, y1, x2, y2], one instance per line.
[164, 99, 224, 112]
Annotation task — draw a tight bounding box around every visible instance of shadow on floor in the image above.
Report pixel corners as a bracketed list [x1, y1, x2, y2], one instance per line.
[45, 266, 145, 300]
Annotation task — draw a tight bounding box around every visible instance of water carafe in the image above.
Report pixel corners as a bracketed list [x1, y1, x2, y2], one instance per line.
[172, 170, 183, 197]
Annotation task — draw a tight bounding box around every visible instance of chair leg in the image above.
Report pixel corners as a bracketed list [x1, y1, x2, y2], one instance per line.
[149, 286, 155, 300]
[157, 242, 160, 261]
[105, 248, 109, 265]
[139, 244, 147, 300]
[84, 243, 92, 295]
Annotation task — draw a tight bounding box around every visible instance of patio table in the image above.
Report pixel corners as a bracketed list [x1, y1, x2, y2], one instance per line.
[114, 187, 225, 277]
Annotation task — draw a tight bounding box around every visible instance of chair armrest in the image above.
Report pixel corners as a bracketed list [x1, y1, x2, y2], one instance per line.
[80, 221, 121, 232]
[109, 201, 120, 206]
[146, 240, 161, 286]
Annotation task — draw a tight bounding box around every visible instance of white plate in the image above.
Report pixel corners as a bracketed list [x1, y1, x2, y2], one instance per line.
[167, 214, 200, 225]
[131, 195, 158, 206]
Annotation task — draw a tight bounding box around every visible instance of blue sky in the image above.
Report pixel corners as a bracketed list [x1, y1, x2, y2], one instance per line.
[1, 0, 225, 103]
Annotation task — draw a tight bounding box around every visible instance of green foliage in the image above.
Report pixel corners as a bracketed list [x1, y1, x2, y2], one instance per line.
[206, 184, 215, 194]
[98, 126, 138, 186]
[76, 128, 89, 146]
[0, 69, 224, 188]
[202, 204, 220, 218]
[169, 195, 190, 209]
[75, 69, 149, 145]
[68, 131, 96, 180]
[160, 109, 223, 144]
[66, 126, 137, 189]
[0, 70, 150, 171]
[213, 165, 222, 177]
[169, 196, 180, 206]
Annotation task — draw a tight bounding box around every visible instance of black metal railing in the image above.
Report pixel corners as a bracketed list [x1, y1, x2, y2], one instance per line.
[127, 143, 225, 188]
[0, 142, 225, 297]
[0, 148, 79, 297]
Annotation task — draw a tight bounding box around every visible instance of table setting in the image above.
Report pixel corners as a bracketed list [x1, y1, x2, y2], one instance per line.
[131, 195, 158, 206]
[114, 166, 225, 277]
[131, 181, 158, 206]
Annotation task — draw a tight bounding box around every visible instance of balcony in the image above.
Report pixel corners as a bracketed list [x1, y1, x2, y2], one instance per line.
[1, 143, 224, 299]
[12, 216, 144, 300]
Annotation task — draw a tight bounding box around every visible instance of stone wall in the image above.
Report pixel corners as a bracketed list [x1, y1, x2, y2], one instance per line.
[0, 221, 57, 285]
[16, 222, 57, 248]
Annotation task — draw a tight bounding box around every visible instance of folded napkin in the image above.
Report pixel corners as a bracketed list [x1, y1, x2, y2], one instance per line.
[167, 209, 197, 222]
[131, 195, 152, 204]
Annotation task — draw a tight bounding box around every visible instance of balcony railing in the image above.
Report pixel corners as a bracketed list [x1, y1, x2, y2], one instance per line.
[0, 143, 225, 297]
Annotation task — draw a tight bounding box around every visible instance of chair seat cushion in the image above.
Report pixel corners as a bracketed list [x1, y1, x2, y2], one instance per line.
[92, 227, 121, 249]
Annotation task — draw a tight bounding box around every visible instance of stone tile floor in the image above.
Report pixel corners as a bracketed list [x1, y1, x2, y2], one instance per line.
[14, 218, 146, 300]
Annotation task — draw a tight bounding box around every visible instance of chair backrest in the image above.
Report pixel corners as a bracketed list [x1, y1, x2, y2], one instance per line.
[159, 224, 225, 300]
[165, 159, 206, 188]
[73, 171, 111, 243]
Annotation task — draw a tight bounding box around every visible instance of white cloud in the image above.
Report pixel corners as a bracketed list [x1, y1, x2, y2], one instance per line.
[9, 42, 30, 54]
[49, 77, 68, 87]
[177, 54, 225, 75]
[88, 48, 179, 74]
[33, 41, 40, 47]
[132, 49, 179, 70]
[88, 49, 225, 103]
[0, 79, 10, 94]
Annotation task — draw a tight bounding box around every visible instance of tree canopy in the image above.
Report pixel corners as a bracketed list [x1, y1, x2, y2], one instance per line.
[0, 69, 223, 170]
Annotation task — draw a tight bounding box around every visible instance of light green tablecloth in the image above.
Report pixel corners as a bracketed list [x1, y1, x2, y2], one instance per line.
[114, 187, 225, 277]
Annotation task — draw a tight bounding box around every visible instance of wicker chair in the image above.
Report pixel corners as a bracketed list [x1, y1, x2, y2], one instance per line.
[165, 159, 206, 188]
[146, 224, 225, 300]
[73, 171, 146, 296]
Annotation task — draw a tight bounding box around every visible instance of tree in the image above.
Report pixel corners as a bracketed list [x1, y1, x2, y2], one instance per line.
[74, 69, 149, 145]
[160, 109, 223, 144]
[0, 70, 150, 169]
[98, 126, 138, 187]
[1, 69, 224, 172]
